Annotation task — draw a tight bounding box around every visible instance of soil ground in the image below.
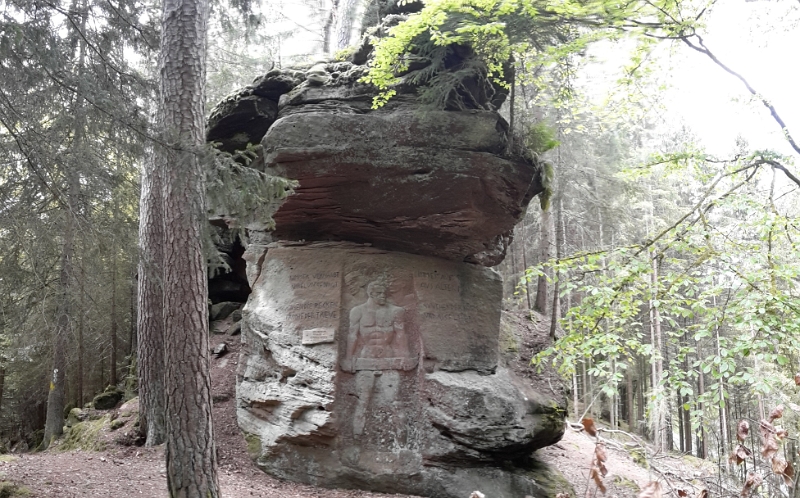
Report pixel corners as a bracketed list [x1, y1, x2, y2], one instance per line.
[0, 319, 716, 497]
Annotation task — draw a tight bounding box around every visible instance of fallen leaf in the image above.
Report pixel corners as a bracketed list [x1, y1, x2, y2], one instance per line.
[637, 481, 662, 498]
[582, 418, 598, 437]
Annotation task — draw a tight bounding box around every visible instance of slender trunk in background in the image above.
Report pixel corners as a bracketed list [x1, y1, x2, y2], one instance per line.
[682, 337, 692, 454]
[650, 252, 666, 452]
[43, 172, 77, 448]
[0, 366, 6, 414]
[626, 365, 634, 430]
[333, 0, 359, 51]
[549, 197, 563, 340]
[110, 248, 118, 387]
[322, 0, 339, 56]
[521, 219, 532, 310]
[534, 206, 552, 314]
[157, 0, 219, 493]
[77, 262, 85, 408]
[44, 3, 88, 443]
[697, 342, 707, 458]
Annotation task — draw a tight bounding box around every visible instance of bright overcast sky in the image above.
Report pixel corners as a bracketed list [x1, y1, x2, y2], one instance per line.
[656, 0, 799, 158]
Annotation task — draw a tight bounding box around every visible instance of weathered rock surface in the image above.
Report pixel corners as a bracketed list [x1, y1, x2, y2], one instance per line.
[261, 104, 540, 266]
[237, 242, 566, 498]
[206, 60, 543, 266]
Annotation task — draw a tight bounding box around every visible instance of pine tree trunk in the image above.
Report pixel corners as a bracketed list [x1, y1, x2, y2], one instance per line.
[110, 250, 118, 387]
[137, 145, 167, 445]
[77, 261, 85, 408]
[43, 174, 77, 449]
[158, 0, 219, 494]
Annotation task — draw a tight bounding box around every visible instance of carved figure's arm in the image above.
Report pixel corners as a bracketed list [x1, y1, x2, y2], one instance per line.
[392, 308, 411, 361]
[343, 306, 362, 372]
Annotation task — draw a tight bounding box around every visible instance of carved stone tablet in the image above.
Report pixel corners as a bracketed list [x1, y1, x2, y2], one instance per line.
[302, 327, 335, 345]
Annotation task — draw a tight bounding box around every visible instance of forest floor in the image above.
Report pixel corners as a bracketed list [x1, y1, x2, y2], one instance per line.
[0, 334, 717, 497]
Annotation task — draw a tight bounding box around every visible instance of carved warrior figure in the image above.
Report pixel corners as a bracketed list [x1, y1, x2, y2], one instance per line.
[341, 280, 417, 435]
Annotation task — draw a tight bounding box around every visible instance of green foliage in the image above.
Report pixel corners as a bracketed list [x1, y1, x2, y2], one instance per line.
[530, 148, 800, 440]
[362, 0, 702, 108]
[204, 144, 297, 234]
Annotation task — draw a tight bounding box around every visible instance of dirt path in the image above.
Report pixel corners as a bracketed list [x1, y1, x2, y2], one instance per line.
[0, 336, 715, 497]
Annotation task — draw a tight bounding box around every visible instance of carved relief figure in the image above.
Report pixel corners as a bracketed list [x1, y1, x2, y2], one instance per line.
[341, 280, 417, 436]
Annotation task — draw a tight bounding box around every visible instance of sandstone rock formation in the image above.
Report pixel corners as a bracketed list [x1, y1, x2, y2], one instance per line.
[207, 8, 566, 497]
[237, 242, 566, 498]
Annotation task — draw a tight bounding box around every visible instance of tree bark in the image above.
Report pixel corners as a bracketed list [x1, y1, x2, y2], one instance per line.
[43, 172, 77, 449]
[137, 145, 167, 445]
[535, 206, 553, 314]
[157, 0, 219, 494]
[333, 0, 359, 51]
[110, 248, 118, 387]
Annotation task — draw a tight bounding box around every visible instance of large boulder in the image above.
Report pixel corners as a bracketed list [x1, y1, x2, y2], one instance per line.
[207, 60, 543, 267]
[237, 242, 566, 498]
[260, 102, 540, 266]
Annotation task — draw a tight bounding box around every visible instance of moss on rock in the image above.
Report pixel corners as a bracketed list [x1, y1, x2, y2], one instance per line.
[59, 415, 111, 451]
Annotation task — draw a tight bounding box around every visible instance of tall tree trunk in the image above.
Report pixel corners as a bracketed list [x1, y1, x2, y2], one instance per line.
[549, 197, 563, 340]
[535, 207, 553, 313]
[110, 249, 118, 387]
[43, 173, 77, 449]
[626, 364, 634, 430]
[650, 253, 666, 452]
[137, 145, 167, 445]
[333, 0, 359, 51]
[157, 0, 219, 494]
[43, 0, 88, 443]
[697, 342, 707, 459]
[77, 261, 85, 408]
[521, 219, 532, 310]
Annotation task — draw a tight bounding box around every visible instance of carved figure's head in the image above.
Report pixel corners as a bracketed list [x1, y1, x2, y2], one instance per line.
[366, 281, 388, 305]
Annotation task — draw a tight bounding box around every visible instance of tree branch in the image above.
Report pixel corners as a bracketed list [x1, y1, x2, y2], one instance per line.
[680, 35, 800, 157]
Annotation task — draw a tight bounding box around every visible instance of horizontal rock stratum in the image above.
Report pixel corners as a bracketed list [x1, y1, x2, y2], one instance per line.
[207, 62, 543, 267]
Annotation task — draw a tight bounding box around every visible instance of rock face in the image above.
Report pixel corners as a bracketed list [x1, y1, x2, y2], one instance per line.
[207, 61, 542, 267]
[237, 242, 566, 498]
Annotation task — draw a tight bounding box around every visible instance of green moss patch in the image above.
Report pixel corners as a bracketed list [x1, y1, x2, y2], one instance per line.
[59, 415, 111, 451]
[0, 481, 31, 497]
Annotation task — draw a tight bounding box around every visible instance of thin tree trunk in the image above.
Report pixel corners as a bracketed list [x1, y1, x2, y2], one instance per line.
[333, 0, 359, 51]
[0, 366, 6, 415]
[521, 219, 532, 310]
[626, 364, 634, 430]
[43, 0, 87, 441]
[534, 207, 552, 314]
[110, 248, 118, 387]
[77, 262, 84, 408]
[549, 197, 563, 340]
[697, 342, 707, 459]
[158, 0, 219, 494]
[650, 252, 666, 452]
[43, 174, 76, 448]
